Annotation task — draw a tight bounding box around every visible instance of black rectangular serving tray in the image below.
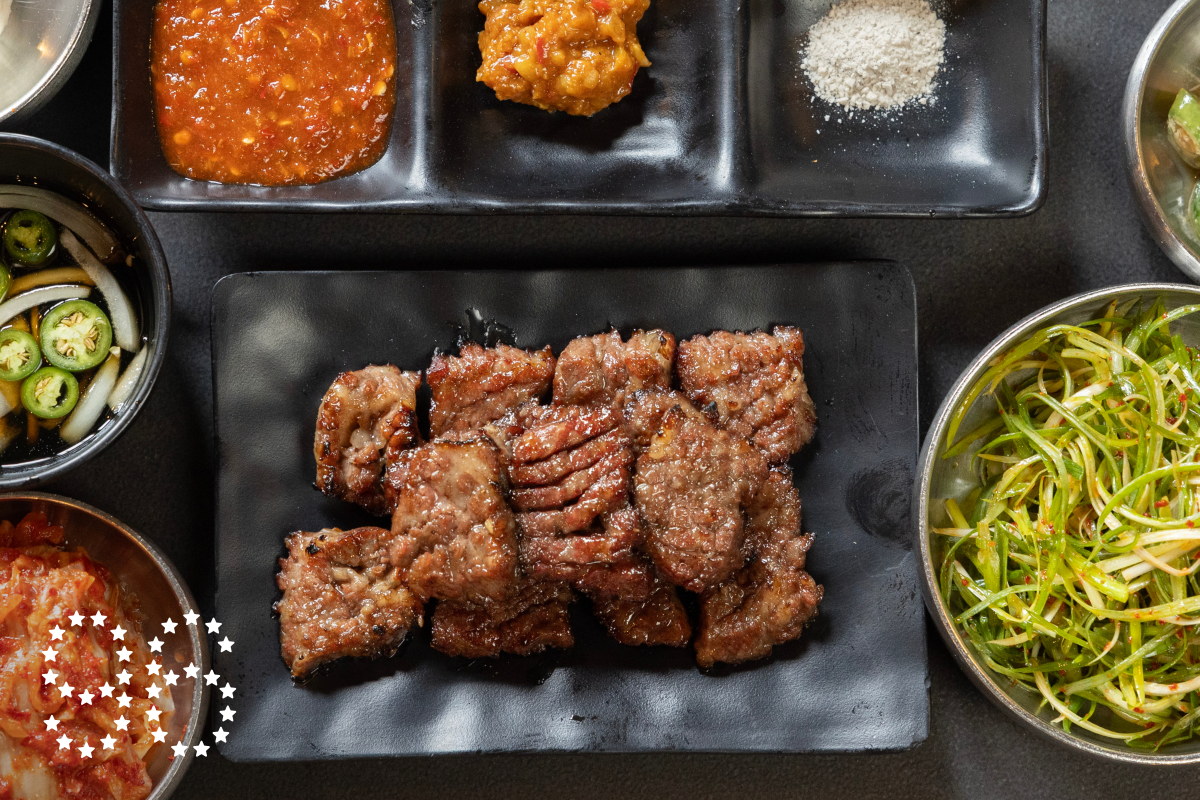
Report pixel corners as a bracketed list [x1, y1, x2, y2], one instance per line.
[211, 264, 927, 760]
[114, 0, 1045, 216]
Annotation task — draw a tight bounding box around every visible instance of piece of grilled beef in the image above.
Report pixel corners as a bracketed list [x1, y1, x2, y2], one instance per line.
[387, 435, 520, 604]
[626, 389, 769, 593]
[590, 571, 692, 647]
[430, 578, 575, 658]
[276, 526, 422, 680]
[694, 466, 823, 667]
[676, 327, 816, 463]
[427, 342, 555, 437]
[314, 365, 421, 516]
[552, 329, 675, 409]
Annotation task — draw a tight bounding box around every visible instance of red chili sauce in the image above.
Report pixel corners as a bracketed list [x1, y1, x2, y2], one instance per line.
[151, 0, 397, 186]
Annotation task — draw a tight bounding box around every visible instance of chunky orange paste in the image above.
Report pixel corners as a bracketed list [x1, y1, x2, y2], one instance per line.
[477, 0, 651, 117]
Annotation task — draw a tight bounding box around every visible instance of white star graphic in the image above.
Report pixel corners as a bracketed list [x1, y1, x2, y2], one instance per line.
[163, 670, 178, 686]
[98, 683, 114, 698]
[218, 637, 234, 653]
[204, 671, 219, 686]
[44, 717, 60, 731]
[194, 741, 210, 757]
[79, 689, 94, 706]
[58, 682, 74, 698]
[184, 663, 199, 680]
[148, 637, 163, 653]
[151, 727, 167, 743]
[147, 662, 162, 676]
[220, 706, 236, 722]
[162, 619, 178, 634]
[68, 612, 85, 627]
[147, 706, 162, 723]
[49, 626, 64, 641]
[56, 734, 72, 750]
[117, 694, 131, 709]
[43, 669, 57, 685]
[40, 646, 57, 662]
[116, 647, 132, 662]
[78, 742, 94, 758]
[101, 734, 117, 750]
[115, 716, 130, 731]
[89, 612, 106, 627]
[184, 611, 199, 626]
[112, 625, 127, 640]
[147, 684, 163, 699]
[220, 683, 236, 699]
[205, 619, 221, 634]
[213, 728, 229, 743]
[171, 742, 188, 759]
[116, 670, 132, 685]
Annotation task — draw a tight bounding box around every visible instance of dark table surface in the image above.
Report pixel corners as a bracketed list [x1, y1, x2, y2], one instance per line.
[5, 0, 1192, 796]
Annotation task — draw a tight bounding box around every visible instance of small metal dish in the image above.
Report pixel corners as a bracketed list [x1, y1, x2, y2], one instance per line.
[1124, 0, 1200, 282]
[0, 0, 101, 124]
[0, 133, 172, 487]
[916, 283, 1200, 764]
[0, 492, 208, 796]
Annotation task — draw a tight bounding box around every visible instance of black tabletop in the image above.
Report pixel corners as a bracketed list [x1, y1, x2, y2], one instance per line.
[6, 0, 1192, 796]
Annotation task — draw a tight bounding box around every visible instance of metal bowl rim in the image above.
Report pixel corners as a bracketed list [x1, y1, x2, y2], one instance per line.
[1123, 0, 1200, 282]
[0, 133, 172, 488]
[915, 282, 1200, 765]
[0, 0, 102, 125]
[0, 490, 209, 797]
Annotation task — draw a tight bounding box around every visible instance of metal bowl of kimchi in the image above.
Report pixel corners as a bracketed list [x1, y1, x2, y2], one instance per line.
[0, 492, 207, 799]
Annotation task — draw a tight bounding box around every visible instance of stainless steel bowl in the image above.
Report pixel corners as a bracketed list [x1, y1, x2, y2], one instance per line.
[916, 283, 1200, 764]
[0, 492, 209, 797]
[0, 134, 172, 487]
[1124, 0, 1200, 282]
[0, 0, 101, 124]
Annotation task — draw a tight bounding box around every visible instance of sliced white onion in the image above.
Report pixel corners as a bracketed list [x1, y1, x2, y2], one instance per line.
[0, 391, 13, 418]
[0, 284, 91, 327]
[60, 347, 121, 445]
[60, 229, 139, 351]
[0, 186, 119, 262]
[9, 267, 94, 296]
[107, 346, 147, 412]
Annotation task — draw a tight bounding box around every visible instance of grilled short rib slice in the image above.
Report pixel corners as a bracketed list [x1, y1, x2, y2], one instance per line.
[552, 329, 675, 409]
[627, 389, 769, 593]
[427, 342, 555, 437]
[388, 436, 520, 604]
[694, 466, 823, 667]
[430, 578, 575, 658]
[314, 365, 420, 515]
[677, 327, 816, 463]
[590, 571, 692, 647]
[276, 526, 422, 680]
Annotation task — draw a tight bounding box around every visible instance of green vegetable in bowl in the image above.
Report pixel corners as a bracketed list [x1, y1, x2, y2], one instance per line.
[937, 298, 1200, 747]
[1169, 89, 1200, 169]
[2, 210, 57, 267]
[21, 366, 78, 419]
[40, 299, 112, 372]
[0, 330, 41, 382]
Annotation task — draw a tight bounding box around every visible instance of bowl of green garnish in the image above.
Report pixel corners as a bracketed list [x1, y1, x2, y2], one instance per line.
[917, 285, 1200, 763]
[1125, 0, 1200, 281]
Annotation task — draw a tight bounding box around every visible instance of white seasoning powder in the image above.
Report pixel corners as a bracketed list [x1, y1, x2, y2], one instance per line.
[801, 0, 946, 111]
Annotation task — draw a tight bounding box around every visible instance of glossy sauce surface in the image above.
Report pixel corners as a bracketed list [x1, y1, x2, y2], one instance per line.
[152, 0, 396, 185]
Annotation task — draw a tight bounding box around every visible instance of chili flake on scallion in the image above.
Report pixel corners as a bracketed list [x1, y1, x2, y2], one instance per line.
[936, 297, 1200, 747]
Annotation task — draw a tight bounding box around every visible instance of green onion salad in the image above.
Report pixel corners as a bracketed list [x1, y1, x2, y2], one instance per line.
[936, 297, 1200, 747]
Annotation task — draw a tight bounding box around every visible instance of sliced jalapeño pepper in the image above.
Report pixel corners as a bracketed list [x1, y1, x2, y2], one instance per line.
[0, 330, 41, 382]
[21, 366, 78, 419]
[40, 299, 112, 372]
[2, 210, 57, 267]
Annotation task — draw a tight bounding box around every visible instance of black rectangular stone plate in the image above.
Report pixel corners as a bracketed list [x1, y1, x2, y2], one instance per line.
[211, 264, 926, 760]
[114, 0, 1044, 216]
